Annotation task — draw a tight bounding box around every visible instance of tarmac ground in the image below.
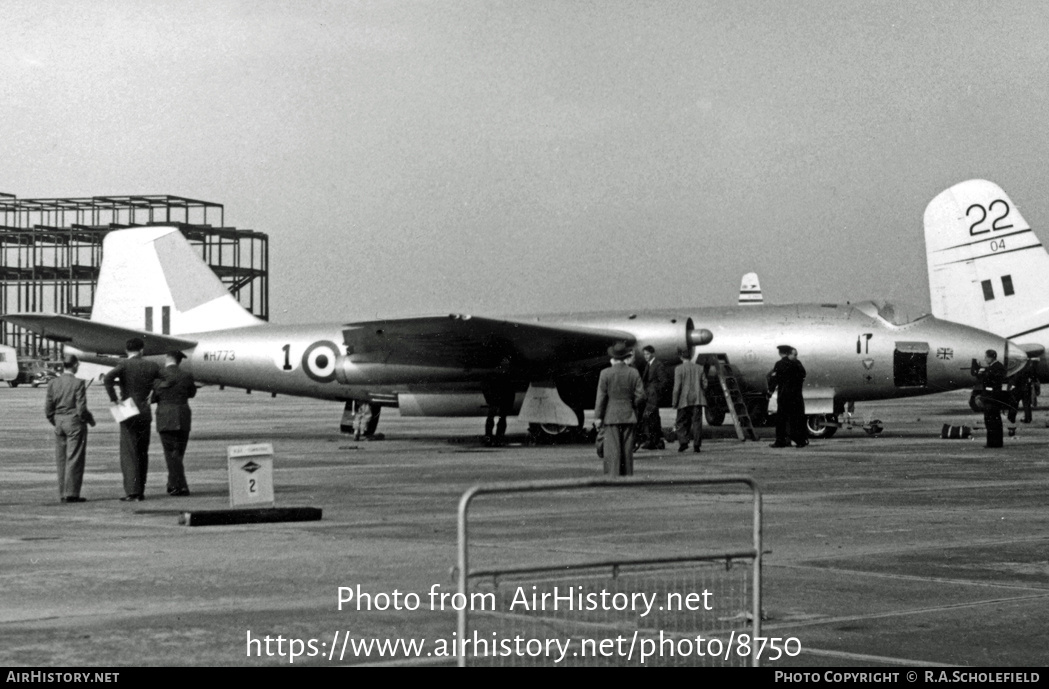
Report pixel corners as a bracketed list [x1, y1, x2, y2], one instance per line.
[2, 383, 1048, 667]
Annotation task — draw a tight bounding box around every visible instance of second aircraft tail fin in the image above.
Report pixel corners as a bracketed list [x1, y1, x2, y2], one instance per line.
[924, 179, 1049, 343]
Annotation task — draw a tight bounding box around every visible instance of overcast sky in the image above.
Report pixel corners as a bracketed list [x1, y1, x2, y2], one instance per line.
[5, 1, 1049, 324]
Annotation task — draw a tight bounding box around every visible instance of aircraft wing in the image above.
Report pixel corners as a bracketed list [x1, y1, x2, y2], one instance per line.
[342, 315, 636, 377]
[1, 313, 198, 355]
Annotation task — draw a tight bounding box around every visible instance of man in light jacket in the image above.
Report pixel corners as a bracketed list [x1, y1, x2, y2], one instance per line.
[672, 347, 707, 453]
[45, 355, 95, 502]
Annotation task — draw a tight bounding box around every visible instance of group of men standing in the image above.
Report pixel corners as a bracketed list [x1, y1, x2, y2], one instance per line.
[594, 343, 708, 477]
[595, 341, 812, 476]
[45, 338, 196, 503]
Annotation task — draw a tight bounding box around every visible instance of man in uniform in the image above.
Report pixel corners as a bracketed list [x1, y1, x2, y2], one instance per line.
[45, 355, 95, 503]
[595, 342, 646, 476]
[973, 349, 1007, 448]
[639, 345, 667, 450]
[671, 347, 707, 453]
[767, 344, 808, 448]
[104, 338, 163, 501]
[152, 350, 196, 496]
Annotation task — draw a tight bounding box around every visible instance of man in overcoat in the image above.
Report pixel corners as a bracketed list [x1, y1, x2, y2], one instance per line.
[767, 344, 808, 448]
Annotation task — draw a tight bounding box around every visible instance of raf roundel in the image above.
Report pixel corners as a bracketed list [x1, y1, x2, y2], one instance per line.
[301, 341, 340, 383]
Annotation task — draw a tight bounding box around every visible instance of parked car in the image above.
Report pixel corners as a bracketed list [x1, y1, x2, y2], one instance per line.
[8, 359, 56, 388]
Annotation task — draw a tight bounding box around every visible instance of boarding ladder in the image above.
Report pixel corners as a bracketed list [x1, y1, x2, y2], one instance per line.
[712, 354, 760, 441]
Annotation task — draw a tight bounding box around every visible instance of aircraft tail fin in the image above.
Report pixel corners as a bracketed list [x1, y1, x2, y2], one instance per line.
[738, 272, 763, 305]
[92, 226, 262, 335]
[924, 180, 1049, 343]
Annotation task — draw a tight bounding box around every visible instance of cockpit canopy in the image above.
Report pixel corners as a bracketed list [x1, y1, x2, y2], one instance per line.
[852, 301, 931, 326]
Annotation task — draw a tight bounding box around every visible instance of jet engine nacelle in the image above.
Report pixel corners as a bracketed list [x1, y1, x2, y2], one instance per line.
[632, 316, 713, 362]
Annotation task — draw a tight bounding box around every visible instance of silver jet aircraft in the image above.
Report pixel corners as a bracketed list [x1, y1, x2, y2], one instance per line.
[2, 226, 1025, 439]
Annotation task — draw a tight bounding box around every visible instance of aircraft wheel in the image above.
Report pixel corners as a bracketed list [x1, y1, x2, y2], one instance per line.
[705, 407, 726, 426]
[806, 414, 838, 438]
[969, 392, 985, 413]
[527, 422, 568, 444]
[8, 381, 18, 388]
[534, 407, 585, 438]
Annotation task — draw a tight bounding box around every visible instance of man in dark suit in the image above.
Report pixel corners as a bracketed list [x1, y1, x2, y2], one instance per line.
[152, 350, 196, 496]
[638, 345, 667, 450]
[595, 342, 646, 476]
[45, 355, 95, 503]
[104, 338, 163, 501]
[482, 356, 515, 446]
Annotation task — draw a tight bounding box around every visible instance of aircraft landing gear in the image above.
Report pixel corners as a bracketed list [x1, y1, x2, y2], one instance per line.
[806, 414, 839, 438]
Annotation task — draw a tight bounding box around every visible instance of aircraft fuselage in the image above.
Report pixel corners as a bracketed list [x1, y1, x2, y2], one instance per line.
[143, 302, 1019, 416]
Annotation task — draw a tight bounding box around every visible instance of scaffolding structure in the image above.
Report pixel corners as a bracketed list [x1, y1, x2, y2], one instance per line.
[0, 193, 268, 360]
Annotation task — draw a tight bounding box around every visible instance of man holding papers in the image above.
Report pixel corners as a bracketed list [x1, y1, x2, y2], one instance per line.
[103, 338, 163, 501]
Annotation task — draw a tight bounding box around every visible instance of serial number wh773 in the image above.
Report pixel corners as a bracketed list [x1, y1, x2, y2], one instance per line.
[202, 350, 236, 361]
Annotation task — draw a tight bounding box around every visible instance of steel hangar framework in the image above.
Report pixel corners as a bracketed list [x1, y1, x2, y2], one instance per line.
[0, 193, 269, 360]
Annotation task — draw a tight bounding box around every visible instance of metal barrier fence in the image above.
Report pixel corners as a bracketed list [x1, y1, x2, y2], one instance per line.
[456, 477, 762, 667]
